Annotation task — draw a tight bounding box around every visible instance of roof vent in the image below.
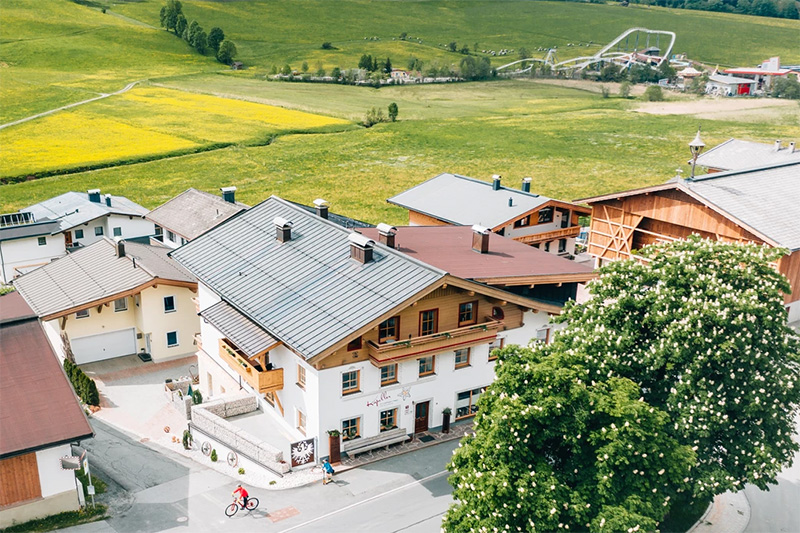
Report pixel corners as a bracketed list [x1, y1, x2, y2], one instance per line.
[87, 189, 101, 203]
[274, 217, 293, 243]
[220, 186, 237, 204]
[790, 141, 796, 153]
[508, 197, 513, 207]
[114, 238, 125, 258]
[105, 194, 112, 207]
[313, 198, 329, 220]
[471, 224, 490, 254]
[775, 140, 782, 152]
[376, 223, 397, 249]
[522, 177, 531, 193]
[492, 174, 502, 191]
[349, 232, 375, 264]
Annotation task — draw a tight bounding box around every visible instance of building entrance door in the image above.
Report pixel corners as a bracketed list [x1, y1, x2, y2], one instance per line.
[414, 401, 430, 434]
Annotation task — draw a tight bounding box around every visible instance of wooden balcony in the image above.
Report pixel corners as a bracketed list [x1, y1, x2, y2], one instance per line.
[513, 225, 582, 245]
[218, 338, 283, 393]
[367, 317, 502, 364]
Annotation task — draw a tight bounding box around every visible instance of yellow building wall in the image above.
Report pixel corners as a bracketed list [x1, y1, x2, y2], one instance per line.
[138, 284, 198, 361]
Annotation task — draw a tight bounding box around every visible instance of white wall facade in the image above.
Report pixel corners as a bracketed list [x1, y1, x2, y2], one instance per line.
[35, 444, 76, 499]
[0, 233, 66, 283]
[67, 215, 155, 248]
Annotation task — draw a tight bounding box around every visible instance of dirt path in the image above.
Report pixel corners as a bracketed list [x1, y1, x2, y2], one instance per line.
[635, 97, 798, 120]
[0, 81, 141, 130]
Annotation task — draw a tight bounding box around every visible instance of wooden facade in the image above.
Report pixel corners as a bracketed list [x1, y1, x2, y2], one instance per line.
[0, 453, 41, 507]
[586, 187, 799, 305]
[408, 211, 449, 226]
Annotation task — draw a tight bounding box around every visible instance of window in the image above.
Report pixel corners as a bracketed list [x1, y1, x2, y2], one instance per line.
[342, 370, 360, 395]
[418, 356, 435, 377]
[544, 241, 551, 253]
[74, 229, 84, 239]
[297, 365, 306, 389]
[347, 336, 362, 351]
[380, 408, 397, 431]
[163, 295, 176, 313]
[114, 297, 128, 312]
[419, 309, 438, 336]
[380, 364, 398, 386]
[558, 238, 567, 253]
[488, 338, 505, 361]
[455, 387, 486, 419]
[166, 331, 179, 347]
[37, 236, 46, 246]
[113, 227, 122, 237]
[458, 301, 478, 327]
[297, 410, 307, 435]
[378, 316, 399, 344]
[181, 238, 188, 245]
[455, 348, 471, 369]
[491, 306, 504, 320]
[538, 207, 554, 224]
[536, 328, 551, 344]
[94, 226, 104, 236]
[167, 230, 176, 242]
[513, 216, 530, 228]
[342, 417, 360, 440]
[154, 226, 163, 241]
[76, 309, 89, 319]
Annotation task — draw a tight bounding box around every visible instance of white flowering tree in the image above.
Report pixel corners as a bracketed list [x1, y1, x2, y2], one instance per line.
[445, 236, 800, 532]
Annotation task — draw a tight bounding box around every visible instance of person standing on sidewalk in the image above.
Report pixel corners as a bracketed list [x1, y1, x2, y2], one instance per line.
[322, 459, 335, 485]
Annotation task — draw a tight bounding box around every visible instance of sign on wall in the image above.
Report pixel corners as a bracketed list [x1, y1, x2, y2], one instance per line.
[290, 438, 316, 468]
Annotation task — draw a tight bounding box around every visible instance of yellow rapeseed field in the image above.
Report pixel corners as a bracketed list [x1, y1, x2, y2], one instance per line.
[0, 111, 198, 177]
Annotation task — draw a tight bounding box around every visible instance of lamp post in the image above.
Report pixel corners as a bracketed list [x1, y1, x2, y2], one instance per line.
[689, 128, 705, 178]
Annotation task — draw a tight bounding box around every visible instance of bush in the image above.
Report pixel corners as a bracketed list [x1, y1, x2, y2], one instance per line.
[192, 389, 203, 405]
[643, 85, 665, 101]
[601, 85, 610, 98]
[210, 449, 218, 462]
[182, 429, 193, 450]
[363, 107, 386, 127]
[238, 467, 245, 475]
[619, 81, 631, 98]
[321, 42, 333, 49]
[84, 378, 100, 407]
[388, 102, 398, 122]
[772, 77, 800, 99]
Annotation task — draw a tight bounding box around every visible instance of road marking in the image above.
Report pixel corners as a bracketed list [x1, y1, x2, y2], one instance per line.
[276, 470, 448, 533]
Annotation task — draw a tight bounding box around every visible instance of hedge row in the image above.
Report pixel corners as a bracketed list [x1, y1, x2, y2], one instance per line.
[63, 359, 100, 407]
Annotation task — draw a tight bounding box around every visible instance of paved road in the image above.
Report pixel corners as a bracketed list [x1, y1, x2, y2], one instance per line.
[66, 418, 457, 533]
[0, 81, 139, 130]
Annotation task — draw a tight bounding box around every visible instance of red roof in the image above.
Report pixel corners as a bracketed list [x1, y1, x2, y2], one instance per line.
[0, 293, 93, 458]
[358, 226, 594, 282]
[723, 68, 791, 76]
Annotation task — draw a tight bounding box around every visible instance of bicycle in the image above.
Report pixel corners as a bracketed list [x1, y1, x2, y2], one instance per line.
[225, 496, 259, 517]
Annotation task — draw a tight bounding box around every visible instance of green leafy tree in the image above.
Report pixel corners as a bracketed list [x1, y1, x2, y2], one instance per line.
[159, 6, 167, 28]
[186, 20, 199, 43]
[363, 107, 385, 127]
[447, 41, 457, 52]
[301, 61, 309, 73]
[459, 45, 470, 55]
[619, 80, 632, 98]
[192, 29, 207, 54]
[643, 85, 664, 101]
[383, 57, 392, 74]
[772, 76, 800, 99]
[330, 67, 341, 79]
[407, 57, 423, 72]
[175, 15, 187, 40]
[85, 378, 100, 407]
[216, 40, 237, 65]
[657, 60, 676, 80]
[358, 54, 374, 71]
[518, 47, 530, 60]
[387, 102, 398, 122]
[321, 41, 334, 49]
[161, 0, 183, 34]
[599, 62, 623, 82]
[281, 63, 292, 76]
[207, 27, 225, 53]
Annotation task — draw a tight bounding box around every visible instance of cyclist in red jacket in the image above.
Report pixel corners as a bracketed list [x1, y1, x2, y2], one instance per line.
[233, 484, 249, 509]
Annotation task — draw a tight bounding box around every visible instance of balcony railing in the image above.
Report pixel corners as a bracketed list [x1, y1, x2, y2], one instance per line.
[513, 225, 582, 245]
[218, 338, 283, 393]
[367, 317, 502, 364]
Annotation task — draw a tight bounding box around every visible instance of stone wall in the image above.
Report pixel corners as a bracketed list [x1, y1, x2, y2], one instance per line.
[165, 379, 193, 419]
[191, 396, 290, 475]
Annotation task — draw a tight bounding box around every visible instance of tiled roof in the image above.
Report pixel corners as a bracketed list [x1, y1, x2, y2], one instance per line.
[358, 226, 594, 282]
[200, 301, 280, 358]
[146, 188, 247, 241]
[23, 191, 148, 232]
[0, 293, 93, 457]
[13, 239, 195, 317]
[695, 139, 800, 172]
[172, 196, 445, 359]
[388, 173, 561, 228]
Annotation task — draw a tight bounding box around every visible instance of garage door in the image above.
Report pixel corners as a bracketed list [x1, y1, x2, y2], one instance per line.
[71, 328, 137, 364]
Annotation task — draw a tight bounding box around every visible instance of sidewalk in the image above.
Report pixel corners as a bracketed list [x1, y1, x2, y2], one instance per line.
[687, 491, 750, 533]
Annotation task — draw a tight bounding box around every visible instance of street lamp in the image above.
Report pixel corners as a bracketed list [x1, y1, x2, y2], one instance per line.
[689, 128, 705, 178]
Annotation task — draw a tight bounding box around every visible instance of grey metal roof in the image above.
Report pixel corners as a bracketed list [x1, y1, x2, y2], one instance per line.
[708, 74, 756, 85]
[13, 239, 195, 317]
[695, 139, 800, 172]
[0, 219, 61, 242]
[387, 173, 551, 228]
[200, 301, 279, 358]
[147, 189, 247, 241]
[681, 161, 800, 251]
[23, 191, 149, 232]
[288, 201, 373, 230]
[171, 196, 446, 359]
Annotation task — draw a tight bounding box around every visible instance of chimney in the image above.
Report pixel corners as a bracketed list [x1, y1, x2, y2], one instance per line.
[774, 140, 782, 152]
[522, 177, 531, 193]
[105, 194, 112, 207]
[115, 238, 125, 258]
[790, 142, 796, 153]
[492, 174, 502, 191]
[313, 198, 329, 219]
[87, 189, 101, 203]
[471, 224, 490, 254]
[220, 186, 237, 204]
[376, 223, 397, 248]
[508, 197, 513, 207]
[349, 233, 375, 264]
[274, 217, 293, 243]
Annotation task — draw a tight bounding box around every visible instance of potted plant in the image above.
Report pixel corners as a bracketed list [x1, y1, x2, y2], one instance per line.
[442, 407, 452, 434]
[327, 429, 341, 465]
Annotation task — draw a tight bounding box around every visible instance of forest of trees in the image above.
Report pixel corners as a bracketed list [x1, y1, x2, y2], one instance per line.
[624, 0, 799, 19]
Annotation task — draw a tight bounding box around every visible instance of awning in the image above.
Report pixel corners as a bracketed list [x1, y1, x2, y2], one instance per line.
[200, 301, 281, 358]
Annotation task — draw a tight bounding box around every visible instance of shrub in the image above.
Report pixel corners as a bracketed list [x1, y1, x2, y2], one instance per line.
[192, 389, 203, 405]
[619, 81, 631, 98]
[321, 42, 333, 50]
[363, 107, 385, 127]
[238, 467, 245, 475]
[643, 85, 664, 101]
[182, 429, 193, 450]
[269, 480, 277, 485]
[772, 77, 800, 99]
[84, 378, 100, 407]
[210, 449, 218, 462]
[600, 85, 610, 98]
[388, 102, 398, 122]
